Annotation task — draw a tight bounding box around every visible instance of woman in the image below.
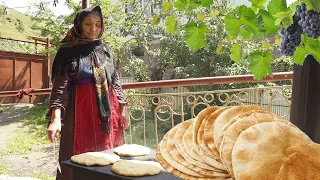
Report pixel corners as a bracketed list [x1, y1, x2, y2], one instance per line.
[46, 6, 128, 180]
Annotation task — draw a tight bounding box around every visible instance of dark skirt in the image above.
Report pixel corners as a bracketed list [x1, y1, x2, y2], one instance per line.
[56, 83, 125, 180]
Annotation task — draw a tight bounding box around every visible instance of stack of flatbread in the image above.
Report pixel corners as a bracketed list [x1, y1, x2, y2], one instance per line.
[156, 105, 320, 180]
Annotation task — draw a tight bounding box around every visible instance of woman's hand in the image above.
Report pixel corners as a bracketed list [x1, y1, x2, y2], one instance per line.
[47, 119, 61, 143]
[47, 108, 62, 143]
[119, 104, 128, 130]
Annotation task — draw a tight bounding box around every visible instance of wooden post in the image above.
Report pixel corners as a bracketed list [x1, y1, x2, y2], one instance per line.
[46, 37, 50, 88]
[290, 55, 320, 143]
[82, 0, 89, 9]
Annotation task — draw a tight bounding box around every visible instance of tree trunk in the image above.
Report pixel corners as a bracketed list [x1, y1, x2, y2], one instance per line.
[290, 55, 320, 143]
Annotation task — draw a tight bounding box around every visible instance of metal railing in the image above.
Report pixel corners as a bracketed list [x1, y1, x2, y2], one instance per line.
[0, 72, 293, 148]
[0, 37, 48, 54]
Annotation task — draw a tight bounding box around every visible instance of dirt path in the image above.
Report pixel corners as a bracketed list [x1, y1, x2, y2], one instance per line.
[0, 104, 57, 179]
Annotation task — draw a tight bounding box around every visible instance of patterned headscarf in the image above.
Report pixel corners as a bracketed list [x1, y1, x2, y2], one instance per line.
[51, 6, 114, 133]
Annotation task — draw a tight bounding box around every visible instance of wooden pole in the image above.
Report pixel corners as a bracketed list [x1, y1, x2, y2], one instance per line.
[290, 55, 320, 143]
[82, 0, 89, 9]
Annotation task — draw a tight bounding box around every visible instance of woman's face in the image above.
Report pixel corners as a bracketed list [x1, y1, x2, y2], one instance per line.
[81, 13, 102, 40]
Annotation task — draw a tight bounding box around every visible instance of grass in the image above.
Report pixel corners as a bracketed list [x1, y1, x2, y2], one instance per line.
[31, 170, 55, 180]
[0, 103, 50, 155]
[0, 162, 15, 176]
[0, 4, 42, 41]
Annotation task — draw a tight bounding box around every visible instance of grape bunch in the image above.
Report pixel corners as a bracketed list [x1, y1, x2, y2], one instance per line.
[279, 17, 303, 56]
[296, 3, 320, 39]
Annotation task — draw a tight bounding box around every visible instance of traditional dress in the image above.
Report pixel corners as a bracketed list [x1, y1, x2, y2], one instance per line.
[46, 6, 127, 180]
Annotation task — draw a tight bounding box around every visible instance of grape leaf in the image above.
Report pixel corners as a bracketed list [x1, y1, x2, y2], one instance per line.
[249, 50, 273, 80]
[185, 22, 208, 52]
[268, 0, 288, 16]
[225, 6, 262, 39]
[199, 0, 213, 6]
[303, 0, 320, 12]
[249, 0, 267, 9]
[274, 11, 293, 29]
[225, 12, 241, 38]
[293, 35, 320, 64]
[197, 14, 205, 21]
[162, 1, 173, 13]
[166, 15, 177, 35]
[230, 43, 242, 64]
[151, 15, 160, 25]
[174, 0, 188, 11]
[258, 10, 279, 35]
[239, 27, 253, 40]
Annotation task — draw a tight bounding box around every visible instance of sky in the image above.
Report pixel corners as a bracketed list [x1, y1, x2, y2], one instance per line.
[1, 0, 298, 16]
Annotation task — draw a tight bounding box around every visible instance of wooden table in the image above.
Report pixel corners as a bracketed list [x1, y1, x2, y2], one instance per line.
[63, 149, 181, 180]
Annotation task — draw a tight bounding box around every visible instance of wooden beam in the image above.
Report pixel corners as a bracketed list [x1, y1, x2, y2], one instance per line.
[290, 56, 320, 143]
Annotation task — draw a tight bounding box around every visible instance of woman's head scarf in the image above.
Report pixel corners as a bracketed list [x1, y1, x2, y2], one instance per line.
[51, 6, 114, 133]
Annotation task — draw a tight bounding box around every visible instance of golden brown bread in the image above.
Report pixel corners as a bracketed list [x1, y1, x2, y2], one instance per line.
[214, 105, 264, 151]
[232, 122, 311, 180]
[219, 110, 292, 178]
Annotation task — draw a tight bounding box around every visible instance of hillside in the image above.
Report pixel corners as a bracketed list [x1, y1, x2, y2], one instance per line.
[0, 5, 42, 41]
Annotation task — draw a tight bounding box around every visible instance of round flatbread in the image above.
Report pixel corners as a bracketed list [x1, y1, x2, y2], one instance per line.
[183, 121, 227, 171]
[232, 122, 311, 180]
[193, 106, 219, 145]
[114, 144, 150, 156]
[111, 160, 161, 177]
[167, 120, 229, 177]
[203, 107, 230, 161]
[275, 142, 320, 180]
[174, 119, 219, 171]
[219, 110, 292, 177]
[156, 147, 232, 180]
[214, 105, 264, 151]
[71, 152, 120, 166]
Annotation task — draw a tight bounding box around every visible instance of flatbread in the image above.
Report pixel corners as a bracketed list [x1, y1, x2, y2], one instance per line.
[232, 122, 311, 180]
[159, 126, 205, 177]
[156, 146, 232, 180]
[214, 105, 264, 151]
[167, 120, 229, 177]
[197, 114, 217, 159]
[111, 160, 161, 177]
[203, 107, 230, 161]
[275, 142, 320, 180]
[219, 110, 291, 177]
[193, 106, 219, 145]
[174, 119, 219, 171]
[183, 121, 227, 171]
[114, 144, 150, 156]
[71, 152, 120, 166]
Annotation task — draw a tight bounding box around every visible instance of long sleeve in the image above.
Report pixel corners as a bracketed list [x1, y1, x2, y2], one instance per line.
[49, 74, 70, 116]
[111, 71, 128, 105]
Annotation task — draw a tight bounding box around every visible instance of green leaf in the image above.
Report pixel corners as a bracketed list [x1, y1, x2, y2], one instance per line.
[258, 10, 279, 35]
[249, 0, 267, 9]
[185, 22, 208, 52]
[303, 0, 320, 12]
[225, 12, 241, 37]
[249, 50, 273, 80]
[268, 0, 288, 16]
[262, 42, 270, 49]
[197, 14, 205, 21]
[274, 11, 293, 29]
[293, 35, 320, 64]
[230, 43, 242, 64]
[275, 36, 281, 46]
[239, 27, 253, 40]
[238, 5, 262, 38]
[162, 1, 173, 13]
[199, 0, 213, 6]
[216, 43, 224, 54]
[166, 15, 177, 35]
[174, 0, 188, 11]
[151, 15, 160, 25]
